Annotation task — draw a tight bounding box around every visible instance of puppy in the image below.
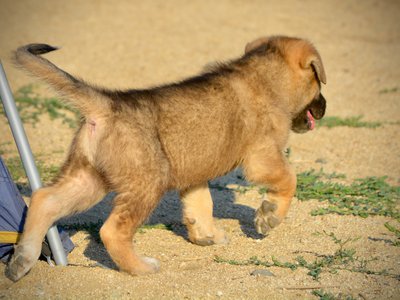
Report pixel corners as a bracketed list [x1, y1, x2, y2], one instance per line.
[6, 36, 326, 281]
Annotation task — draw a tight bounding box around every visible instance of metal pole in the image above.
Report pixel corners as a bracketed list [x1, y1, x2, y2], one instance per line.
[0, 61, 67, 266]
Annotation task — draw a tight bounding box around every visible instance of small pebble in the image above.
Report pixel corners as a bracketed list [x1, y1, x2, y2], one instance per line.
[250, 269, 275, 277]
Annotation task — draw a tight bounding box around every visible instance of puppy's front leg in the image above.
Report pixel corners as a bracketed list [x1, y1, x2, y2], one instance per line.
[244, 147, 297, 235]
[180, 183, 228, 246]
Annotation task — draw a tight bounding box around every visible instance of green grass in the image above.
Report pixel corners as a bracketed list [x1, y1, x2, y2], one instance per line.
[138, 223, 174, 233]
[384, 222, 400, 246]
[0, 142, 12, 155]
[214, 231, 395, 281]
[253, 169, 400, 220]
[235, 185, 253, 194]
[296, 170, 400, 220]
[317, 116, 382, 129]
[224, 169, 399, 221]
[4, 156, 61, 184]
[312, 289, 356, 300]
[0, 84, 80, 128]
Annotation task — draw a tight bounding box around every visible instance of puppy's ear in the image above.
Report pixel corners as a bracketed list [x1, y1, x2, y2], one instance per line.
[244, 37, 269, 54]
[302, 55, 326, 84]
[283, 39, 327, 84]
[300, 46, 327, 84]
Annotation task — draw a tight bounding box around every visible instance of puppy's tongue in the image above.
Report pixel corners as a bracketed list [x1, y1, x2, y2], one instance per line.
[307, 110, 315, 130]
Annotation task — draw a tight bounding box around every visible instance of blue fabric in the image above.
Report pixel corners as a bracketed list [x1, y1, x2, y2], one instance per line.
[0, 156, 75, 262]
[0, 156, 27, 261]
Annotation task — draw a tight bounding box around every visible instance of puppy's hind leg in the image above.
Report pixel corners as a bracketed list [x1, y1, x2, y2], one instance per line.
[6, 163, 107, 282]
[100, 184, 166, 275]
[180, 183, 228, 246]
[97, 123, 173, 276]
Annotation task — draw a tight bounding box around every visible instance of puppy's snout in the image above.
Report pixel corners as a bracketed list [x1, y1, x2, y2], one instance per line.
[309, 94, 326, 120]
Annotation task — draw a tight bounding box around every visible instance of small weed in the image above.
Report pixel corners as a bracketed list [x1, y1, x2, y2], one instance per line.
[297, 170, 400, 220]
[235, 185, 253, 194]
[378, 87, 398, 94]
[324, 231, 360, 247]
[384, 222, 400, 246]
[0, 141, 12, 155]
[384, 222, 400, 238]
[317, 116, 381, 128]
[312, 289, 356, 300]
[138, 223, 173, 233]
[215, 255, 299, 270]
[214, 231, 396, 281]
[3, 157, 26, 182]
[270, 256, 298, 270]
[214, 256, 252, 266]
[312, 289, 336, 300]
[214, 255, 302, 275]
[40, 163, 60, 183]
[258, 187, 268, 195]
[0, 84, 80, 128]
[4, 156, 60, 184]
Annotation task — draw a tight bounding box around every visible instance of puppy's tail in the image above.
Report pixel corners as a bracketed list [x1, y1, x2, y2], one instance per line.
[14, 44, 110, 116]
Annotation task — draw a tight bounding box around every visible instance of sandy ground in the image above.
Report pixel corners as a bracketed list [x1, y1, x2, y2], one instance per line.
[0, 0, 399, 299]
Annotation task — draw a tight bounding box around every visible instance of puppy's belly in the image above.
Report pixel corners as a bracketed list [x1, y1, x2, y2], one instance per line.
[166, 146, 240, 188]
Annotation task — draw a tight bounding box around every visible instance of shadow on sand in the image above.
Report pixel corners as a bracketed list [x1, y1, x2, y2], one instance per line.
[48, 168, 264, 269]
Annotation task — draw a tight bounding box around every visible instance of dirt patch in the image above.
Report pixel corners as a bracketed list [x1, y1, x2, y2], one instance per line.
[0, 0, 399, 299]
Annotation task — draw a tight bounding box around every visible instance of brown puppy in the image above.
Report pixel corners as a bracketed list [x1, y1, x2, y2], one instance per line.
[6, 36, 326, 281]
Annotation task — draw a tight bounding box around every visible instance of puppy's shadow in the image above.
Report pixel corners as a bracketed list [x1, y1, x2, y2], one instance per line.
[147, 168, 263, 240]
[59, 168, 263, 269]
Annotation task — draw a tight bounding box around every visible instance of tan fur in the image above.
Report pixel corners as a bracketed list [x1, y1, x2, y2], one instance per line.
[180, 183, 228, 246]
[6, 36, 326, 281]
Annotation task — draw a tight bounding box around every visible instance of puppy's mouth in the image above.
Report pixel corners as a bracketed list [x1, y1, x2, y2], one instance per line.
[306, 110, 315, 130]
[292, 93, 326, 134]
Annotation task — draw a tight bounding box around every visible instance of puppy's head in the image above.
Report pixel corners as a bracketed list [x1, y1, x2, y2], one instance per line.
[245, 36, 327, 133]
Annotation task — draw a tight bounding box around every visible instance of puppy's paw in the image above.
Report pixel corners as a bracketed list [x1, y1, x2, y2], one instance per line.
[212, 228, 230, 245]
[254, 200, 282, 235]
[135, 256, 160, 275]
[5, 248, 36, 282]
[191, 228, 229, 246]
[188, 224, 229, 246]
[141, 256, 160, 271]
